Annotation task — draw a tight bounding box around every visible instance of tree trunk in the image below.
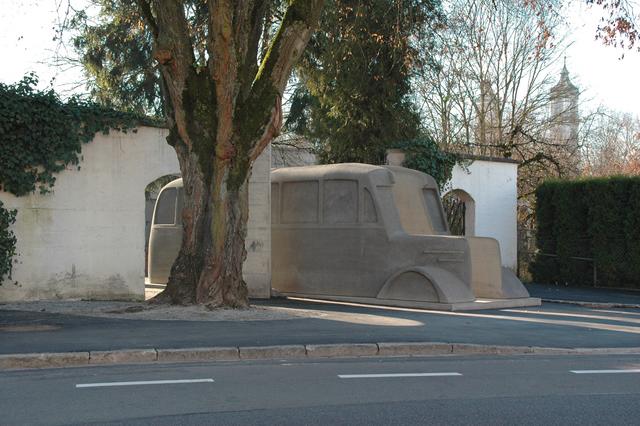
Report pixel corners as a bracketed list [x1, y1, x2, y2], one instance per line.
[195, 155, 250, 307]
[156, 139, 250, 308]
[141, 0, 325, 307]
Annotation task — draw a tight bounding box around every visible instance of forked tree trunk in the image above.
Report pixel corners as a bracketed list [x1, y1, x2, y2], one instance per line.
[140, 0, 324, 307]
[158, 140, 251, 308]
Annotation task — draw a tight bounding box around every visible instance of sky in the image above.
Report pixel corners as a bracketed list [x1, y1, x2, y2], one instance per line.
[0, 0, 638, 117]
[563, 1, 640, 116]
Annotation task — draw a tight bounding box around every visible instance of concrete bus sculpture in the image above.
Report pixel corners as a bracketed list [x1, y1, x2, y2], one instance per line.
[148, 164, 539, 310]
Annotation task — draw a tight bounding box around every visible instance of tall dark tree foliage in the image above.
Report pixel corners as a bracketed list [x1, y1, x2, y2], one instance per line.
[69, 0, 162, 116]
[286, 0, 443, 164]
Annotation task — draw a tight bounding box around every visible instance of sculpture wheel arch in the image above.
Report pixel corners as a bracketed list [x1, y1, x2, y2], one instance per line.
[377, 266, 476, 304]
[442, 189, 476, 236]
[378, 270, 440, 302]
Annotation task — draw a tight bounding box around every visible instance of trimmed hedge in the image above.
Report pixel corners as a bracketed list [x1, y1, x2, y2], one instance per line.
[532, 176, 640, 289]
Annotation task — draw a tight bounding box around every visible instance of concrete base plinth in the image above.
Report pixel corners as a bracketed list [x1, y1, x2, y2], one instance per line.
[281, 293, 542, 311]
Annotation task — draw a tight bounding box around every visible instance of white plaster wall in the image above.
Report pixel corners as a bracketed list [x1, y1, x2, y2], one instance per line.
[245, 144, 271, 298]
[446, 160, 518, 270]
[0, 126, 271, 301]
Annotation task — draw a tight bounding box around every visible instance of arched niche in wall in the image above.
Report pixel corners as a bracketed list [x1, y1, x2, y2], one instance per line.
[442, 189, 476, 236]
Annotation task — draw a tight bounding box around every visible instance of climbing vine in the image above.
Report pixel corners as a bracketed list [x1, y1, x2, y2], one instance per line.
[0, 73, 158, 281]
[0, 73, 155, 195]
[395, 136, 462, 189]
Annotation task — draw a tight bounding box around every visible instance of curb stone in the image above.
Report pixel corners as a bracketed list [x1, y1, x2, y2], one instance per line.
[1, 343, 639, 371]
[306, 343, 379, 358]
[157, 347, 239, 362]
[0, 352, 89, 370]
[452, 344, 534, 355]
[90, 349, 157, 365]
[239, 345, 307, 359]
[377, 342, 452, 356]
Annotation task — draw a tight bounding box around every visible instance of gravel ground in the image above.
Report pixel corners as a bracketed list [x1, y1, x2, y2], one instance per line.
[0, 299, 329, 322]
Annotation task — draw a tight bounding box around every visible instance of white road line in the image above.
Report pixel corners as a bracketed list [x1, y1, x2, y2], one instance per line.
[76, 378, 214, 388]
[570, 369, 640, 374]
[338, 373, 462, 379]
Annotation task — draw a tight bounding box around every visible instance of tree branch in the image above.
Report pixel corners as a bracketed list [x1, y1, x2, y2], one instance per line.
[135, 0, 158, 39]
[150, 0, 196, 146]
[244, 0, 325, 161]
[237, 1, 268, 103]
[254, 0, 324, 96]
[208, 0, 240, 160]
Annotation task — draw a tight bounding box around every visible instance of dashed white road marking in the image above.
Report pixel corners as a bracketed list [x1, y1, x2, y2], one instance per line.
[338, 372, 462, 379]
[76, 378, 214, 388]
[570, 369, 640, 374]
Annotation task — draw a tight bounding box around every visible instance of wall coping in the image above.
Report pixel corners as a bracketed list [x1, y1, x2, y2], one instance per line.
[455, 153, 521, 165]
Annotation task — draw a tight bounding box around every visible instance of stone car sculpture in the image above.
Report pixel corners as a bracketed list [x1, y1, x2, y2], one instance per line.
[148, 164, 539, 310]
[270, 164, 538, 310]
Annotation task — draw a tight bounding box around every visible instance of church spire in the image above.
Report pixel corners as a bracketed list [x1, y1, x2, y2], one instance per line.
[551, 58, 578, 97]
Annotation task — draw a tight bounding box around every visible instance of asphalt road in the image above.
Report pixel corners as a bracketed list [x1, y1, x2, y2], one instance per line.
[2, 354, 640, 425]
[3, 301, 640, 355]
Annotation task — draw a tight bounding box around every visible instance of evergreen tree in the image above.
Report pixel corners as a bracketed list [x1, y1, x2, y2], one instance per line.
[286, 0, 443, 164]
[68, 0, 162, 116]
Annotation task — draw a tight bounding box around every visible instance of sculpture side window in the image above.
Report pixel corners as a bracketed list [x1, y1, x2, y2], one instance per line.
[154, 187, 177, 225]
[281, 181, 319, 223]
[423, 189, 448, 233]
[323, 179, 358, 224]
[363, 188, 378, 223]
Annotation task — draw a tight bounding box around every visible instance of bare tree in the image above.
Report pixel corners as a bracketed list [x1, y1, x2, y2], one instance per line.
[581, 107, 640, 176]
[419, 0, 569, 154]
[417, 0, 588, 229]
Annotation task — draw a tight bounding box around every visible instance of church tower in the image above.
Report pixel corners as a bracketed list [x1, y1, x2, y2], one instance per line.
[475, 79, 500, 154]
[549, 59, 579, 147]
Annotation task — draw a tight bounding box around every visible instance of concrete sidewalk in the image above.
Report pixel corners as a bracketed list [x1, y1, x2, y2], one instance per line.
[1, 297, 640, 370]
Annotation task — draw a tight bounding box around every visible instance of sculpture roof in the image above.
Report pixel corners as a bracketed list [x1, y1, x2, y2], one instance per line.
[271, 163, 388, 180]
[270, 162, 440, 189]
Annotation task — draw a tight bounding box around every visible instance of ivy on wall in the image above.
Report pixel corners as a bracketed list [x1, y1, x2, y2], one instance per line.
[0, 73, 151, 195]
[394, 136, 461, 189]
[0, 73, 158, 281]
